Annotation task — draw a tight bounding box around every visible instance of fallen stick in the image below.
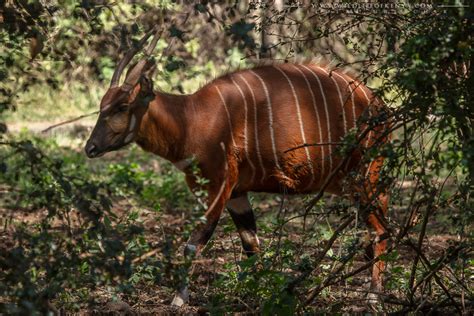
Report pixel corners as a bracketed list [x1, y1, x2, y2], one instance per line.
[41, 111, 99, 134]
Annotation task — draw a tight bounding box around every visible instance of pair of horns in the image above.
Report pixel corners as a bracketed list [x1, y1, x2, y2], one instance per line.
[110, 27, 161, 91]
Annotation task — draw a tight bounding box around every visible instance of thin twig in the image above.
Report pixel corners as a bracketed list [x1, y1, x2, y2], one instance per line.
[284, 142, 342, 153]
[41, 111, 99, 133]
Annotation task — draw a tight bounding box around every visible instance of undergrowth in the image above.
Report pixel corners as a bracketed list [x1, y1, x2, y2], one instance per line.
[0, 134, 190, 313]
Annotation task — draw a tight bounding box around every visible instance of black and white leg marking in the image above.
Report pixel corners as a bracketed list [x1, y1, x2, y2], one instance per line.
[226, 194, 260, 256]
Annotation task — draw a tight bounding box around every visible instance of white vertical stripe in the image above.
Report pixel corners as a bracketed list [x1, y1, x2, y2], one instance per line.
[236, 73, 266, 182]
[292, 64, 324, 187]
[274, 66, 315, 188]
[301, 65, 333, 175]
[215, 85, 237, 148]
[365, 126, 373, 148]
[333, 72, 356, 129]
[230, 75, 256, 183]
[353, 81, 373, 149]
[365, 161, 373, 178]
[333, 72, 359, 173]
[249, 70, 281, 170]
[319, 67, 347, 135]
[358, 82, 371, 104]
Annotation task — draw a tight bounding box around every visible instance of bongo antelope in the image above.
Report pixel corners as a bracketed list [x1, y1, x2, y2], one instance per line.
[85, 28, 390, 306]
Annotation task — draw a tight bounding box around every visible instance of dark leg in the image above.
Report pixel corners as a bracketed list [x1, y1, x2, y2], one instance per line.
[226, 193, 260, 256]
[171, 219, 221, 306]
[171, 198, 226, 306]
[171, 172, 236, 307]
[360, 158, 389, 302]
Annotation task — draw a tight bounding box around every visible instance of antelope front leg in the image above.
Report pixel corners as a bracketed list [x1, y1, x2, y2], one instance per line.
[226, 193, 260, 256]
[171, 184, 233, 307]
[171, 221, 220, 307]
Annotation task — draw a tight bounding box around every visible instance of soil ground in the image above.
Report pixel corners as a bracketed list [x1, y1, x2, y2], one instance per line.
[0, 123, 470, 315]
[0, 192, 464, 315]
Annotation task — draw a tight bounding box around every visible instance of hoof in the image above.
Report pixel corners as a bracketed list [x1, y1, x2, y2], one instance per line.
[171, 287, 189, 307]
[367, 292, 379, 304]
[367, 292, 383, 310]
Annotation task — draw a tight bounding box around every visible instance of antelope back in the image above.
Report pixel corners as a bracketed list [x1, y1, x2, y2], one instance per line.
[189, 63, 387, 193]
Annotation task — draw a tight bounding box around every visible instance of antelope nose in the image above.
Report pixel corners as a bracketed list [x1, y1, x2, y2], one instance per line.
[85, 142, 98, 158]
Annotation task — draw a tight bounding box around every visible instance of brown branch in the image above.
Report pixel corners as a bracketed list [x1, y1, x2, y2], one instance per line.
[409, 198, 436, 298]
[284, 142, 342, 153]
[407, 240, 465, 314]
[286, 213, 355, 293]
[41, 111, 99, 134]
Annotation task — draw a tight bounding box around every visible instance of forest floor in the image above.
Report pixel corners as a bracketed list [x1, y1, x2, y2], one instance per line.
[1, 190, 463, 315]
[1, 122, 470, 315]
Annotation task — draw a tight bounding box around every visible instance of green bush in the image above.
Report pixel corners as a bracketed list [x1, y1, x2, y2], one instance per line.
[0, 136, 188, 313]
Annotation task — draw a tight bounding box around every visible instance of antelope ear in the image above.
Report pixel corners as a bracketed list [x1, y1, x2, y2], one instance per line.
[143, 58, 157, 78]
[139, 75, 153, 95]
[133, 75, 154, 109]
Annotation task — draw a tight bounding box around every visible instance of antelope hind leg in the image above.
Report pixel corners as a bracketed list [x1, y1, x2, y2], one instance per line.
[226, 193, 260, 256]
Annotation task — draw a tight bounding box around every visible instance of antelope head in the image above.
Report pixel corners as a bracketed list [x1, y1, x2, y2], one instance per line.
[85, 28, 159, 158]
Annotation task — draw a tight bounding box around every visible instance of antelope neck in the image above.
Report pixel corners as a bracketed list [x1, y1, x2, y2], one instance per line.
[135, 91, 190, 163]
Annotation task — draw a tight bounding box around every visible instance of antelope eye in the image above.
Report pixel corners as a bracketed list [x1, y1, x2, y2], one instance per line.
[117, 104, 129, 113]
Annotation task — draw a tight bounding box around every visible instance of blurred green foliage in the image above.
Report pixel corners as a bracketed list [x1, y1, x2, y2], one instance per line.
[0, 0, 249, 123]
[0, 0, 472, 314]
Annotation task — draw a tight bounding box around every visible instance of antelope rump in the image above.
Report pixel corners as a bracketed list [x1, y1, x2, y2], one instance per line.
[85, 28, 390, 306]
